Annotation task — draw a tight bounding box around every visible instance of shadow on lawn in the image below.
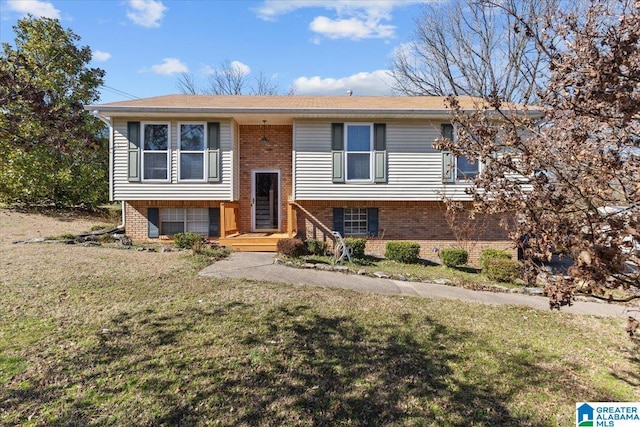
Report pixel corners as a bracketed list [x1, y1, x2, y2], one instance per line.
[3, 300, 625, 426]
[610, 337, 640, 389]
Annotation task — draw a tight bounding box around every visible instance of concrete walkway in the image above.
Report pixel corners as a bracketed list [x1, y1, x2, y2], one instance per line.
[199, 252, 635, 318]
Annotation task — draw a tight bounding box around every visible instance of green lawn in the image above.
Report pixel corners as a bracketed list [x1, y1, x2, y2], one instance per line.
[1, 210, 638, 426]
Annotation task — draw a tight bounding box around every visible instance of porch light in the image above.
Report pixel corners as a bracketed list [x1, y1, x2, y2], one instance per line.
[260, 120, 268, 146]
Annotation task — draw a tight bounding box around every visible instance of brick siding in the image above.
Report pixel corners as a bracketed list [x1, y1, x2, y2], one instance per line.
[125, 200, 221, 241]
[295, 200, 516, 263]
[238, 124, 293, 233]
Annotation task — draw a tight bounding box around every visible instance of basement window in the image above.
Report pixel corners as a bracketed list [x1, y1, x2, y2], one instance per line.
[161, 208, 208, 236]
[344, 208, 368, 236]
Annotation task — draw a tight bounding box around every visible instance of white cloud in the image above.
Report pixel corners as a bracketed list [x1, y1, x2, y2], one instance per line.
[230, 60, 251, 76]
[6, 0, 60, 18]
[126, 0, 167, 28]
[254, 0, 428, 40]
[200, 65, 215, 75]
[292, 70, 394, 95]
[150, 58, 188, 75]
[92, 50, 112, 62]
[200, 61, 251, 77]
[310, 16, 395, 40]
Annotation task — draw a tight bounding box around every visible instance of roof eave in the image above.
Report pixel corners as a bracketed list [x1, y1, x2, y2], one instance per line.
[84, 105, 544, 121]
[85, 105, 458, 115]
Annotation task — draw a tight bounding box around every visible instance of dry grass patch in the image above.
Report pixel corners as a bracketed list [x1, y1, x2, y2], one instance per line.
[1, 209, 638, 426]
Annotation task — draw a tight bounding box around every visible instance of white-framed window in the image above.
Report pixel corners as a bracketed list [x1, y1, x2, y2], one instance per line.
[179, 122, 206, 181]
[344, 208, 368, 236]
[142, 123, 170, 181]
[345, 124, 373, 181]
[160, 208, 209, 236]
[456, 156, 480, 181]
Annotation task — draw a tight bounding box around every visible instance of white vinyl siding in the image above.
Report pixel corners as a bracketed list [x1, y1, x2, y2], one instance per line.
[112, 118, 234, 200]
[293, 120, 474, 201]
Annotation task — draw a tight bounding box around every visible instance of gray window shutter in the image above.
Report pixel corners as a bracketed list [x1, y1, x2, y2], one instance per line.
[207, 122, 221, 183]
[148, 207, 159, 238]
[127, 121, 140, 182]
[442, 152, 456, 183]
[208, 207, 220, 237]
[331, 123, 344, 183]
[441, 124, 455, 183]
[373, 123, 387, 183]
[367, 207, 379, 237]
[333, 208, 344, 235]
[332, 152, 344, 183]
[332, 123, 344, 150]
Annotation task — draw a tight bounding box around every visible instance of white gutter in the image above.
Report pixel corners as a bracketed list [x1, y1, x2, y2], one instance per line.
[87, 106, 463, 118]
[91, 110, 111, 125]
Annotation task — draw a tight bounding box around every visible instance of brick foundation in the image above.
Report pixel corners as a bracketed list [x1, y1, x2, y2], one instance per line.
[125, 200, 221, 241]
[295, 200, 516, 263]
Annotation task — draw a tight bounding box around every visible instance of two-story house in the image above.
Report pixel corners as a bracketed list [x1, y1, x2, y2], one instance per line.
[87, 95, 520, 260]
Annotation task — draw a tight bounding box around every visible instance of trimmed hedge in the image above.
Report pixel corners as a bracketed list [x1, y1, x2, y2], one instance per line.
[305, 239, 328, 256]
[385, 241, 421, 264]
[479, 249, 512, 270]
[174, 232, 206, 250]
[484, 258, 522, 282]
[344, 237, 367, 259]
[277, 238, 306, 257]
[440, 248, 469, 267]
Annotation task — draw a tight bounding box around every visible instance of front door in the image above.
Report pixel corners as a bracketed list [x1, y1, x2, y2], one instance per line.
[252, 171, 280, 231]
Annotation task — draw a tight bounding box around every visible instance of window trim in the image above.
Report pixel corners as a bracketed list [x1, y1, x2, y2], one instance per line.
[160, 207, 209, 236]
[442, 123, 482, 183]
[141, 122, 171, 182]
[343, 207, 368, 236]
[178, 121, 208, 182]
[344, 123, 374, 183]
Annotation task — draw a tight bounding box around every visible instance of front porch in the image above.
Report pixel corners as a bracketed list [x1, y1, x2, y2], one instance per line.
[217, 202, 301, 252]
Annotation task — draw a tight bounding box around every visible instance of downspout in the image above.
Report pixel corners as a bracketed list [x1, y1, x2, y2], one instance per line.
[119, 201, 126, 231]
[91, 111, 125, 230]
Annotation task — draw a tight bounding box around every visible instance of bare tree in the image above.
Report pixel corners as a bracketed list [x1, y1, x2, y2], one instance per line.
[391, 0, 558, 104]
[176, 72, 198, 95]
[205, 60, 247, 95]
[442, 198, 490, 255]
[176, 61, 279, 95]
[249, 71, 279, 96]
[436, 1, 640, 313]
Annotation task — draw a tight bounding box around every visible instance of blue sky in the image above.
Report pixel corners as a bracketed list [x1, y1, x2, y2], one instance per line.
[0, 0, 432, 103]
